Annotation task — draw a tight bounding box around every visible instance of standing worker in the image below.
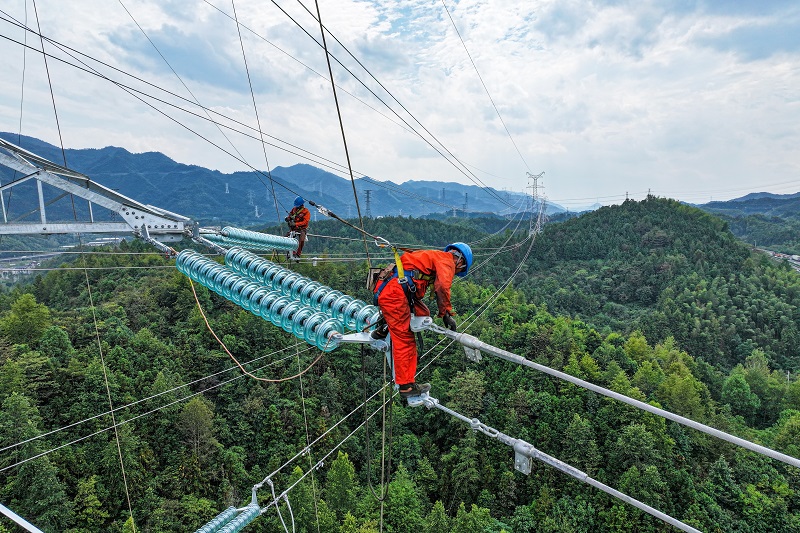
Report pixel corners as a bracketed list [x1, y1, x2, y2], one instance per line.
[285, 196, 310, 258]
[372, 242, 473, 402]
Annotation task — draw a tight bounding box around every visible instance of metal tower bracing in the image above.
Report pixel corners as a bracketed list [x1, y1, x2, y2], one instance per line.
[0, 138, 191, 240]
[364, 189, 372, 218]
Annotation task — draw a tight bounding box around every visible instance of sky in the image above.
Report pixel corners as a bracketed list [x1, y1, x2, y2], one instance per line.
[0, 0, 799, 211]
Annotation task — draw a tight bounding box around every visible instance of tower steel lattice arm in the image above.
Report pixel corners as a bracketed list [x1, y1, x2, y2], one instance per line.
[0, 138, 190, 238]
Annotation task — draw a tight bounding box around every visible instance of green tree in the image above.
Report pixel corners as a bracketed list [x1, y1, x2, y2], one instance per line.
[657, 373, 707, 420]
[423, 500, 450, 532]
[384, 465, 424, 533]
[609, 424, 661, 473]
[177, 396, 219, 462]
[38, 326, 74, 363]
[562, 414, 600, 475]
[0, 293, 51, 345]
[286, 466, 320, 533]
[326, 451, 358, 520]
[340, 512, 359, 533]
[448, 370, 486, 418]
[632, 360, 664, 397]
[705, 456, 741, 511]
[773, 412, 800, 457]
[451, 502, 495, 533]
[122, 516, 136, 533]
[70, 475, 109, 532]
[722, 370, 760, 421]
[315, 499, 338, 533]
[441, 432, 482, 506]
[785, 378, 800, 411]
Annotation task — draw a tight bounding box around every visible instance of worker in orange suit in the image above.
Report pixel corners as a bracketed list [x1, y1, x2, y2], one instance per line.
[285, 196, 310, 258]
[372, 243, 473, 402]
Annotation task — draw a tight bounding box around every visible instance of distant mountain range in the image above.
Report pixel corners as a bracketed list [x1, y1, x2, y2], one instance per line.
[0, 133, 564, 226]
[698, 192, 800, 219]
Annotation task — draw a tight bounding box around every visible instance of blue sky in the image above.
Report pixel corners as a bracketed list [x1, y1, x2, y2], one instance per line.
[0, 0, 798, 210]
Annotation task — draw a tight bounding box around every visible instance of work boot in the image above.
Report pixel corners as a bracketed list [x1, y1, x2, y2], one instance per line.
[398, 382, 431, 399]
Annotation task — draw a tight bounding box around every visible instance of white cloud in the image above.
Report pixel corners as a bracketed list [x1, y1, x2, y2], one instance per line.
[0, 0, 799, 210]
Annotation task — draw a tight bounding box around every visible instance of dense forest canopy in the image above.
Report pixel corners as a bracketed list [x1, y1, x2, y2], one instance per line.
[698, 194, 800, 255]
[0, 197, 798, 532]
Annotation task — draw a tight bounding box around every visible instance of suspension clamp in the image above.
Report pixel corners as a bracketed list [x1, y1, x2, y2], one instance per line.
[332, 332, 389, 352]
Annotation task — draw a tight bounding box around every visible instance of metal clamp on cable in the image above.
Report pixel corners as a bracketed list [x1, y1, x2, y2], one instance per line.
[264, 478, 293, 533]
[310, 201, 331, 218]
[409, 315, 433, 332]
[408, 316, 482, 361]
[333, 331, 389, 352]
[136, 224, 177, 258]
[406, 392, 438, 409]
[192, 233, 228, 255]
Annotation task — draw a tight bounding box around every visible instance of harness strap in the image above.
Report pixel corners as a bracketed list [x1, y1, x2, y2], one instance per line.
[373, 273, 396, 305]
[373, 269, 432, 305]
[392, 247, 406, 280]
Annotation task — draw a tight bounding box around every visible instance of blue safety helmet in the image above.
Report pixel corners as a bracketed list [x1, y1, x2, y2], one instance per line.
[444, 242, 473, 277]
[294, 196, 305, 207]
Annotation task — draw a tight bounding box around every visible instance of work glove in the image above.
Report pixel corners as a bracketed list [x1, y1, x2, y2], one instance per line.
[443, 313, 457, 331]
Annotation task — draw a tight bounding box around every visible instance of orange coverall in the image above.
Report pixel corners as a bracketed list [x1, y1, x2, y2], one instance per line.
[373, 249, 457, 386]
[286, 206, 310, 256]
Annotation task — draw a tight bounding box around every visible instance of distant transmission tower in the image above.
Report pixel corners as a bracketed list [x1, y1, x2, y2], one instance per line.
[364, 189, 372, 218]
[225, 183, 229, 194]
[463, 193, 468, 213]
[247, 190, 255, 206]
[527, 172, 545, 235]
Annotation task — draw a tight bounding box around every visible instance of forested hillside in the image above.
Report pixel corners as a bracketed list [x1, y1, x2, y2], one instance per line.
[293, 198, 800, 373]
[699, 194, 800, 254]
[513, 197, 800, 374]
[0, 200, 799, 532]
[724, 215, 800, 255]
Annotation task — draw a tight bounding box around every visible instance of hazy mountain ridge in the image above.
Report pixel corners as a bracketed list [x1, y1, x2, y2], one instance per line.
[0, 133, 557, 224]
[697, 192, 800, 253]
[699, 193, 800, 218]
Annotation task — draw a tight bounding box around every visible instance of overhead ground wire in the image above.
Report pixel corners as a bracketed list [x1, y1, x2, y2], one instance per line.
[31, 0, 64, 167]
[290, 0, 514, 209]
[82, 259, 137, 532]
[440, 0, 532, 174]
[312, 0, 372, 267]
[230, 0, 283, 225]
[0, 11, 518, 219]
[29, 1, 136, 526]
[0, 28, 497, 220]
[116, 0, 285, 223]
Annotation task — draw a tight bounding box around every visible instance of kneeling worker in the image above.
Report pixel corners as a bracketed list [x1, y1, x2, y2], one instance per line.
[373, 242, 473, 402]
[285, 196, 310, 258]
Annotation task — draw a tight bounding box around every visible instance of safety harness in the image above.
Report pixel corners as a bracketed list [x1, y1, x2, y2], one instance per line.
[372, 246, 434, 309]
